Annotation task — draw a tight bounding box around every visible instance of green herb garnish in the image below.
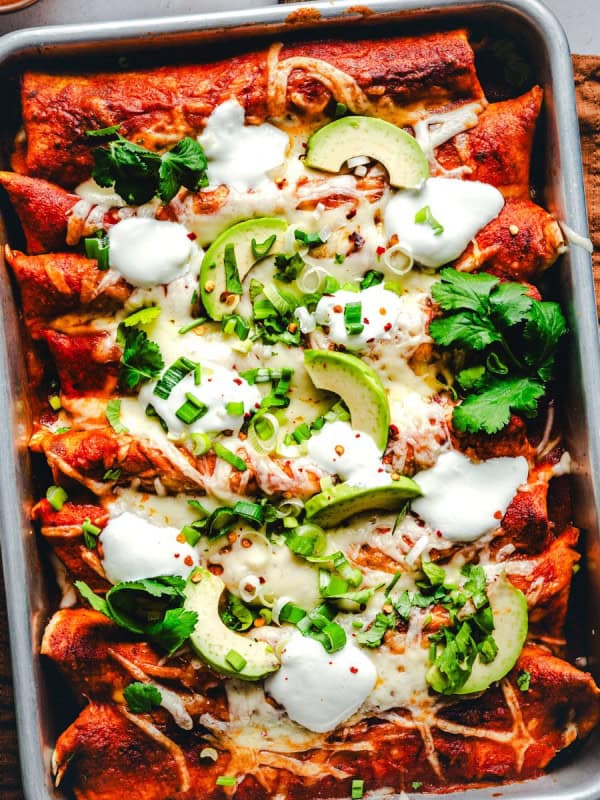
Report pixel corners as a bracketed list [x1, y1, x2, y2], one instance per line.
[123, 682, 162, 713]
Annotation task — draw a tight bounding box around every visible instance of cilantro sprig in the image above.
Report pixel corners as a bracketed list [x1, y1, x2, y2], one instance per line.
[75, 576, 197, 656]
[87, 127, 208, 205]
[429, 269, 566, 434]
[117, 322, 164, 390]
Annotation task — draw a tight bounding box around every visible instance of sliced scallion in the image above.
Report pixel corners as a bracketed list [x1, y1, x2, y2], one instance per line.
[46, 485, 68, 511]
[189, 432, 211, 456]
[225, 649, 247, 672]
[222, 314, 250, 341]
[84, 231, 110, 270]
[414, 205, 444, 236]
[216, 776, 237, 787]
[344, 301, 364, 336]
[294, 229, 323, 248]
[213, 442, 247, 471]
[225, 401, 244, 417]
[232, 500, 264, 528]
[154, 356, 198, 400]
[351, 779, 365, 799]
[48, 394, 62, 411]
[175, 393, 208, 424]
[279, 602, 307, 625]
[82, 517, 101, 549]
[177, 318, 207, 335]
[182, 525, 202, 546]
[105, 398, 128, 433]
[262, 284, 291, 316]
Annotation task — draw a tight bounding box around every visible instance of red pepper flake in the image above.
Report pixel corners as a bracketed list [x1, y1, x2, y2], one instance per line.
[350, 666, 359, 674]
[184, 555, 194, 567]
[233, 378, 242, 385]
[384, 322, 392, 331]
[209, 564, 224, 576]
[389, 424, 399, 437]
[363, 317, 370, 324]
[187, 231, 197, 240]
[333, 304, 343, 313]
[379, 307, 387, 316]
[174, 553, 180, 558]
[494, 510, 503, 520]
[376, 245, 386, 256]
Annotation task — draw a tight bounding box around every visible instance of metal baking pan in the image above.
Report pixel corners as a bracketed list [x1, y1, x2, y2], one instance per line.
[0, 1, 599, 798]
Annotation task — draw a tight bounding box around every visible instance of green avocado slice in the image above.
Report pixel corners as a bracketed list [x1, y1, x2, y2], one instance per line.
[305, 116, 429, 189]
[200, 217, 288, 321]
[184, 569, 280, 680]
[427, 576, 528, 695]
[304, 350, 390, 452]
[304, 479, 422, 528]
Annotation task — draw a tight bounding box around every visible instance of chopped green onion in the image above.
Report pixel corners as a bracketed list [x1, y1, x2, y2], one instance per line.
[222, 314, 250, 341]
[46, 485, 68, 511]
[321, 620, 347, 653]
[55, 426, 71, 434]
[251, 234, 277, 259]
[294, 229, 324, 247]
[225, 401, 244, 417]
[334, 102, 348, 118]
[189, 432, 211, 456]
[274, 252, 304, 283]
[82, 517, 101, 549]
[321, 275, 340, 294]
[279, 602, 307, 625]
[360, 270, 384, 289]
[259, 608, 272, 624]
[247, 412, 279, 454]
[175, 393, 208, 424]
[414, 205, 444, 236]
[154, 356, 198, 400]
[48, 394, 62, 411]
[105, 398, 128, 433]
[213, 442, 247, 471]
[216, 776, 237, 787]
[517, 669, 531, 691]
[232, 500, 264, 528]
[223, 243, 243, 295]
[103, 468, 121, 482]
[319, 569, 349, 598]
[412, 782, 423, 790]
[84, 232, 110, 270]
[225, 649, 247, 672]
[344, 301, 364, 336]
[292, 422, 311, 444]
[122, 306, 161, 327]
[351, 779, 365, 799]
[181, 525, 202, 546]
[252, 297, 277, 320]
[262, 283, 292, 316]
[177, 317, 207, 335]
[334, 253, 345, 264]
[286, 523, 327, 557]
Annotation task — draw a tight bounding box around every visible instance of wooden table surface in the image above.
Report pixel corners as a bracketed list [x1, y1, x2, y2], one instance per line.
[0, 54, 598, 800]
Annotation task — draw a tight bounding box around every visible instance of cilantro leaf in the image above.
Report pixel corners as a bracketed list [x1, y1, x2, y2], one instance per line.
[89, 130, 208, 206]
[274, 252, 304, 283]
[431, 268, 498, 313]
[74, 580, 110, 616]
[489, 282, 532, 326]
[457, 365, 487, 391]
[523, 301, 567, 379]
[452, 377, 545, 434]
[117, 324, 164, 390]
[92, 136, 161, 205]
[357, 612, 394, 647]
[146, 607, 198, 656]
[429, 311, 501, 351]
[123, 682, 162, 713]
[158, 137, 209, 203]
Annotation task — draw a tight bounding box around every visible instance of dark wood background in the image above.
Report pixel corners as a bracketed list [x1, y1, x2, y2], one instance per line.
[0, 54, 599, 800]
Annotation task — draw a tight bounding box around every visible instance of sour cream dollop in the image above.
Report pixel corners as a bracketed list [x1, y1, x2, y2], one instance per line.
[412, 450, 529, 542]
[307, 420, 391, 488]
[139, 362, 261, 438]
[100, 511, 198, 583]
[265, 630, 377, 733]
[384, 177, 504, 268]
[198, 100, 288, 192]
[108, 217, 193, 288]
[296, 284, 427, 351]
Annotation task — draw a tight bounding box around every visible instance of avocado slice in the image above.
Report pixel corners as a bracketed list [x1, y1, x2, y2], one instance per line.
[305, 116, 429, 189]
[200, 217, 288, 321]
[427, 576, 528, 695]
[184, 568, 280, 680]
[305, 478, 422, 528]
[304, 350, 390, 452]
